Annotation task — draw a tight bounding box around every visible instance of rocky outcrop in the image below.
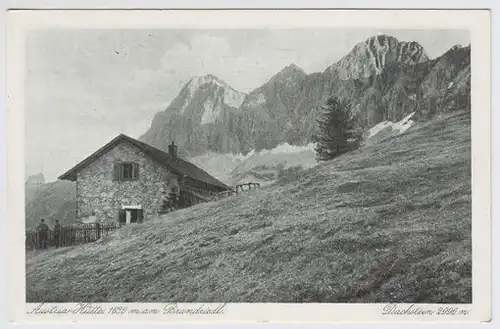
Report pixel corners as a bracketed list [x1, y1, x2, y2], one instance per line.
[417, 45, 471, 117]
[25, 178, 76, 229]
[140, 74, 248, 155]
[141, 35, 470, 154]
[25, 173, 46, 201]
[328, 35, 429, 80]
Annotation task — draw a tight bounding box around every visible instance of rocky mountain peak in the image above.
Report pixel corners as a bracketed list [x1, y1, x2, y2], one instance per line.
[329, 34, 429, 80]
[283, 63, 304, 73]
[275, 63, 306, 78]
[267, 63, 307, 88]
[142, 33, 469, 156]
[365, 34, 400, 48]
[177, 74, 246, 114]
[186, 74, 230, 94]
[450, 44, 469, 52]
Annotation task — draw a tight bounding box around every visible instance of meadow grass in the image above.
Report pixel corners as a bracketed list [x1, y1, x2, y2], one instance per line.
[26, 111, 471, 303]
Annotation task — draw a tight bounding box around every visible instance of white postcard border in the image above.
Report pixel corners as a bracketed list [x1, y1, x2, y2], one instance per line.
[5, 8, 492, 324]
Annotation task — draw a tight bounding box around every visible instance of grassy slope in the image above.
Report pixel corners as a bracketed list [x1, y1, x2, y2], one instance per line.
[26, 111, 471, 303]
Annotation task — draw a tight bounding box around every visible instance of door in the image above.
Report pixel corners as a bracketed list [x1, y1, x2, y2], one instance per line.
[130, 209, 138, 223]
[121, 207, 142, 225]
[119, 209, 126, 225]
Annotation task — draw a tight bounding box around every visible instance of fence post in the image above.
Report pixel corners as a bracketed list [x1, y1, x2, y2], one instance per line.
[26, 223, 120, 250]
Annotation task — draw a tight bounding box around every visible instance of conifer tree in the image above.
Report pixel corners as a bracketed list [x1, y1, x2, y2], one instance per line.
[314, 96, 362, 161]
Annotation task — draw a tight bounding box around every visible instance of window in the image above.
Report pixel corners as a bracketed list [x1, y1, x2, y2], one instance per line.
[122, 163, 133, 180]
[113, 162, 139, 181]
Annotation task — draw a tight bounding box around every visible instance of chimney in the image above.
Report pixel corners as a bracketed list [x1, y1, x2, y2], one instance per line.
[168, 141, 178, 158]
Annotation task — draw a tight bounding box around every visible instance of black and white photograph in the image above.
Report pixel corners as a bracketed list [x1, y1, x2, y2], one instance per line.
[5, 8, 492, 323]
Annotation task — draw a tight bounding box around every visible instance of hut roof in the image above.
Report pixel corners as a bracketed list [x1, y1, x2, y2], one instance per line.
[58, 134, 231, 190]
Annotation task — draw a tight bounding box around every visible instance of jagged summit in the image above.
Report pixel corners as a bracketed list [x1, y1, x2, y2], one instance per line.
[277, 63, 305, 75]
[179, 74, 246, 112]
[363, 34, 425, 55]
[365, 34, 400, 46]
[449, 44, 470, 52]
[329, 34, 429, 79]
[142, 33, 469, 156]
[269, 63, 307, 85]
[186, 74, 236, 92]
[282, 63, 304, 72]
[143, 72, 248, 149]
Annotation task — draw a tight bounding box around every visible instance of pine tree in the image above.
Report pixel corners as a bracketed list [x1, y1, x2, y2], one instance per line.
[314, 96, 362, 161]
[158, 193, 171, 214]
[159, 188, 179, 214]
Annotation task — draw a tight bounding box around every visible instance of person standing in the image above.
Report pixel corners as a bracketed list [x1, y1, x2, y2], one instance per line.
[53, 220, 61, 248]
[36, 218, 49, 249]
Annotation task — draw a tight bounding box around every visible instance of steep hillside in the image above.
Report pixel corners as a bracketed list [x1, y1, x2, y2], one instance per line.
[25, 179, 76, 229]
[236, 64, 309, 149]
[27, 111, 471, 303]
[25, 173, 46, 201]
[417, 45, 471, 117]
[141, 34, 470, 154]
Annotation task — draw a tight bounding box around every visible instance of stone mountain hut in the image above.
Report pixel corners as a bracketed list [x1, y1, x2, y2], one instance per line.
[58, 134, 231, 225]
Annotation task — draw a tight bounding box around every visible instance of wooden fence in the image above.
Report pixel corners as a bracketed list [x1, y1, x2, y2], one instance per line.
[213, 182, 261, 200]
[235, 182, 260, 193]
[25, 222, 120, 250]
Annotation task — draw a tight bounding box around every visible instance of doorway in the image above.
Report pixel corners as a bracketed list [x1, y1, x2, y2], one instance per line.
[119, 207, 144, 225]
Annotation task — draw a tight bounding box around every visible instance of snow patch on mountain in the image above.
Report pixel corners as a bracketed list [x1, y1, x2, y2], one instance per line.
[180, 74, 246, 115]
[187, 75, 218, 96]
[369, 112, 416, 138]
[450, 44, 469, 52]
[201, 99, 219, 124]
[179, 76, 215, 114]
[230, 142, 318, 186]
[188, 142, 318, 186]
[247, 93, 266, 106]
[258, 142, 316, 156]
[188, 151, 255, 184]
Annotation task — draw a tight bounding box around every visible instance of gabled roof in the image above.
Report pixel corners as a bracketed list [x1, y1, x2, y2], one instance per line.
[58, 134, 231, 190]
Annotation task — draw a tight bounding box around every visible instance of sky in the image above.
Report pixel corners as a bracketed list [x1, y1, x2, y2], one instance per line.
[25, 29, 470, 182]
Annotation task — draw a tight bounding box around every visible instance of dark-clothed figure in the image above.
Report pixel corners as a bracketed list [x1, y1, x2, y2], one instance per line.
[36, 218, 49, 249]
[53, 220, 61, 248]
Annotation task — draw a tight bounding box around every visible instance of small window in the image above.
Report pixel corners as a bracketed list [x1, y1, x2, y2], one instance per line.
[122, 163, 133, 180]
[113, 162, 139, 181]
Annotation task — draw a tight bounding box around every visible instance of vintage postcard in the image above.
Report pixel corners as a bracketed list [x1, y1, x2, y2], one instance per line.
[6, 9, 491, 323]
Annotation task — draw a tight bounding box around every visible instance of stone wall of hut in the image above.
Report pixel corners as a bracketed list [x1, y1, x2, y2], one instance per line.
[76, 141, 179, 223]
